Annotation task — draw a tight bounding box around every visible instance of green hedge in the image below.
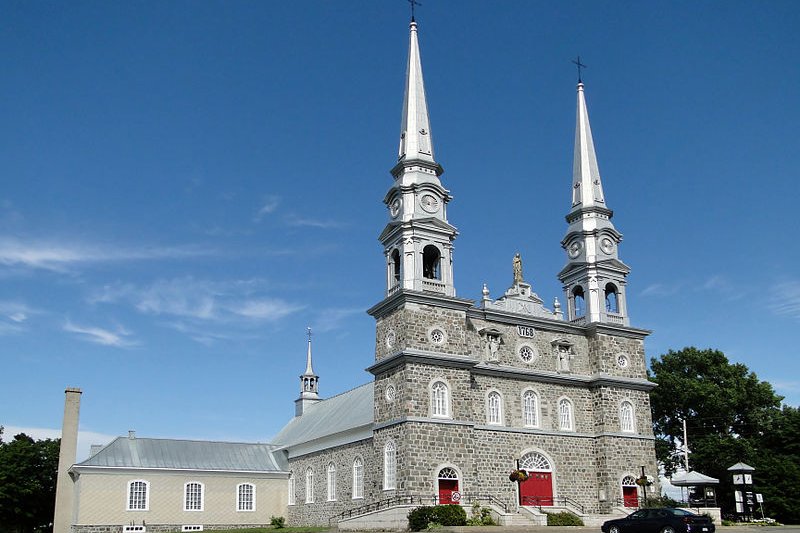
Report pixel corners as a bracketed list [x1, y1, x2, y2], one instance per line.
[408, 505, 468, 531]
[546, 511, 584, 526]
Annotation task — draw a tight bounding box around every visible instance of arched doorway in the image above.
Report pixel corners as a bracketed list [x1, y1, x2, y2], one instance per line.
[621, 475, 638, 507]
[437, 467, 460, 504]
[519, 452, 553, 506]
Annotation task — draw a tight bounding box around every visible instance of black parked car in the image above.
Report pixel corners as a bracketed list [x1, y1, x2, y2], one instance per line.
[601, 507, 715, 533]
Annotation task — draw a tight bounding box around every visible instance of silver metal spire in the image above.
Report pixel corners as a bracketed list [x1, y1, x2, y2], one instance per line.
[571, 82, 606, 210]
[304, 327, 314, 375]
[398, 20, 435, 164]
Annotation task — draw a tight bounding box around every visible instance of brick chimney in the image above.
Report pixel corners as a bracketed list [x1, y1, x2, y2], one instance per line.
[53, 387, 81, 533]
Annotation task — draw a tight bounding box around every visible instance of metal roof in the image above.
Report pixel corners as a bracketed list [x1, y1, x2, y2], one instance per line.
[271, 382, 374, 449]
[76, 436, 287, 472]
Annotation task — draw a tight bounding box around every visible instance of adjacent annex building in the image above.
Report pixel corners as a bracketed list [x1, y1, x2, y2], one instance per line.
[272, 19, 658, 528]
[54, 18, 659, 533]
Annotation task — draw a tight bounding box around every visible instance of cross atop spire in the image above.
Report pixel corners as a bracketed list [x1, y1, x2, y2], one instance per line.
[572, 55, 587, 84]
[408, 0, 422, 22]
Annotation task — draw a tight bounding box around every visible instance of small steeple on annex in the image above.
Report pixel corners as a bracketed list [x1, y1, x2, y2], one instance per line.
[559, 80, 631, 326]
[379, 19, 458, 298]
[295, 328, 320, 417]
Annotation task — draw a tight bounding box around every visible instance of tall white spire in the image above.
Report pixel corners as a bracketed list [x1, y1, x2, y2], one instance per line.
[379, 19, 457, 299]
[398, 21, 435, 165]
[571, 82, 606, 210]
[559, 81, 630, 326]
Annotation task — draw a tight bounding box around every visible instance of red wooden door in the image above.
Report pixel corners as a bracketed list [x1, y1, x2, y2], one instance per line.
[623, 486, 638, 507]
[438, 479, 459, 504]
[519, 471, 553, 506]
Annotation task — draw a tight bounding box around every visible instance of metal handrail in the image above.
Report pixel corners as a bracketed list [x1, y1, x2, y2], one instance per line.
[520, 495, 585, 514]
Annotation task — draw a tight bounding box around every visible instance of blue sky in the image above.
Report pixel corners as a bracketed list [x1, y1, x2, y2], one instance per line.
[2, 1, 799, 459]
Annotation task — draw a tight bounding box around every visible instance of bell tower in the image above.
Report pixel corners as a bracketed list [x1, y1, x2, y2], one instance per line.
[379, 19, 458, 298]
[295, 328, 320, 417]
[558, 81, 631, 326]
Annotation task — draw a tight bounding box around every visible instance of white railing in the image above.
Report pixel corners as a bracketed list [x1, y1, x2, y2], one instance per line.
[606, 313, 625, 325]
[421, 279, 445, 293]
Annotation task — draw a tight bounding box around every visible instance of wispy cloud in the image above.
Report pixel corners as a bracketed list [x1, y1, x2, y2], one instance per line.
[90, 277, 304, 342]
[253, 195, 280, 221]
[63, 321, 137, 347]
[769, 281, 800, 320]
[640, 283, 680, 297]
[0, 238, 213, 272]
[0, 301, 39, 335]
[313, 307, 364, 333]
[284, 215, 348, 229]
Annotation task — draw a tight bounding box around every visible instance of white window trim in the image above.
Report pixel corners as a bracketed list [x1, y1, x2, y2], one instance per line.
[327, 462, 337, 501]
[384, 440, 397, 491]
[288, 472, 295, 506]
[183, 481, 204, 512]
[558, 397, 575, 431]
[522, 389, 540, 428]
[236, 482, 256, 512]
[305, 467, 314, 503]
[429, 379, 451, 419]
[126, 479, 150, 511]
[486, 390, 503, 425]
[352, 456, 364, 500]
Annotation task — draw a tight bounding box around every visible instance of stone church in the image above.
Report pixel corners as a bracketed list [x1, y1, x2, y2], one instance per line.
[271, 17, 658, 528]
[54, 17, 659, 533]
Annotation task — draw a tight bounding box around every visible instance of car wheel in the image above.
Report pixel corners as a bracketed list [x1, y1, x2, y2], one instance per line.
[609, 527, 621, 533]
[660, 527, 676, 533]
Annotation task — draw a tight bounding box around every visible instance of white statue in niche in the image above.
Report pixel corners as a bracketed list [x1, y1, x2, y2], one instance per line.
[487, 335, 500, 361]
[557, 345, 572, 372]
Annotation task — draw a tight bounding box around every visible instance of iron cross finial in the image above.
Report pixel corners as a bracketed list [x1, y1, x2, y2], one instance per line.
[572, 55, 587, 83]
[408, 0, 422, 22]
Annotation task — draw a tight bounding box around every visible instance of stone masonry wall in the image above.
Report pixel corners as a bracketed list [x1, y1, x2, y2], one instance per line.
[286, 439, 377, 527]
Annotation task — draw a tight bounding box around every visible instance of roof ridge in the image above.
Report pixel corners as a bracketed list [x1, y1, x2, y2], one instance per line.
[307, 381, 372, 407]
[113, 436, 273, 446]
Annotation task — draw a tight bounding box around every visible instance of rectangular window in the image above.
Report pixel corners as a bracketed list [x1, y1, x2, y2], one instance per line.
[184, 482, 203, 511]
[288, 475, 295, 505]
[238, 483, 255, 511]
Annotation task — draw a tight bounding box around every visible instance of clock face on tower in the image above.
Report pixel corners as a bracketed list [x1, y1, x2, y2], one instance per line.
[600, 237, 615, 255]
[419, 194, 440, 214]
[568, 241, 582, 259]
[389, 198, 402, 218]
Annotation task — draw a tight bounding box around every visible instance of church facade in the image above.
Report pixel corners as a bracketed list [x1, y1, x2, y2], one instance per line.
[272, 19, 658, 527]
[54, 17, 660, 532]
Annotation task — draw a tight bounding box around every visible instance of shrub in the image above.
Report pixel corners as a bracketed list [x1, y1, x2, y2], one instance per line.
[408, 505, 467, 531]
[546, 511, 584, 526]
[270, 516, 286, 528]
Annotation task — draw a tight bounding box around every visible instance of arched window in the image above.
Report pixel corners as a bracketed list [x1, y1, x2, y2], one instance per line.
[431, 380, 449, 418]
[127, 480, 149, 511]
[523, 390, 539, 427]
[487, 391, 502, 425]
[391, 249, 401, 284]
[605, 283, 619, 313]
[573, 286, 585, 317]
[422, 245, 441, 280]
[305, 467, 314, 503]
[184, 482, 203, 511]
[558, 398, 574, 431]
[620, 400, 635, 433]
[519, 451, 552, 472]
[327, 462, 336, 501]
[288, 472, 295, 505]
[237, 483, 255, 511]
[384, 440, 397, 490]
[352, 457, 364, 499]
